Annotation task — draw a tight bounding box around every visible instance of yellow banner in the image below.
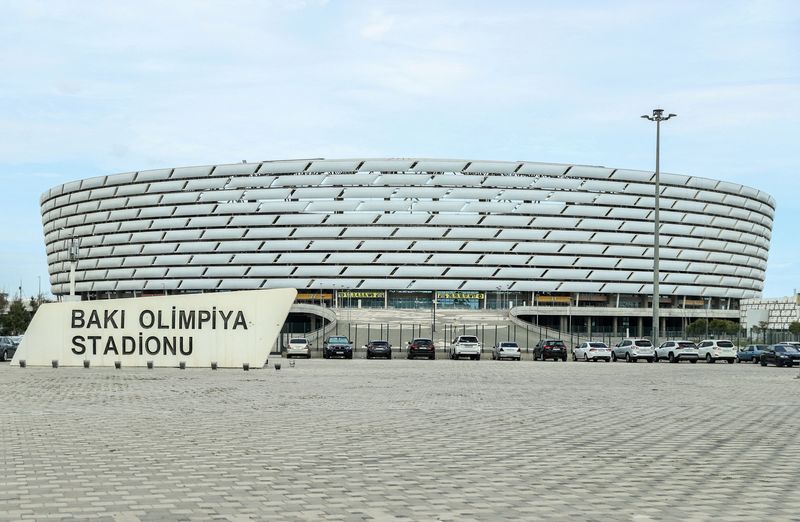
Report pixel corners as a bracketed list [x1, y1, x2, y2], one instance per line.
[437, 292, 485, 300]
[340, 291, 385, 299]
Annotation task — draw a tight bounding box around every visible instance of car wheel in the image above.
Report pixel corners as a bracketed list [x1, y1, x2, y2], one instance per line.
[705, 353, 713, 363]
[787, 361, 793, 368]
[611, 352, 617, 362]
[736, 358, 741, 363]
[647, 357, 654, 363]
[760, 359, 767, 366]
[777, 359, 784, 368]
[727, 358, 734, 364]
[0, 350, 5, 362]
[689, 359, 697, 364]
[430, 355, 435, 360]
[561, 356, 566, 362]
[653, 354, 659, 363]
[625, 353, 632, 363]
[584, 353, 590, 362]
[668, 353, 676, 363]
[572, 351, 577, 361]
[753, 357, 759, 364]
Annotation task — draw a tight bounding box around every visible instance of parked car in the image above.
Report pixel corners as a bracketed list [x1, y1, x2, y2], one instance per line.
[654, 340, 699, 363]
[492, 341, 521, 361]
[0, 337, 16, 362]
[573, 341, 611, 362]
[697, 339, 737, 364]
[759, 344, 800, 367]
[737, 344, 768, 363]
[407, 338, 435, 359]
[611, 339, 655, 363]
[323, 335, 353, 359]
[450, 335, 481, 360]
[533, 339, 568, 361]
[366, 340, 392, 359]
[286, 337, 311, 358]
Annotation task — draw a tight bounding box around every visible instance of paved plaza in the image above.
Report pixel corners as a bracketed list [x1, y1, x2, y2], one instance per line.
[1, 359, 799, 521]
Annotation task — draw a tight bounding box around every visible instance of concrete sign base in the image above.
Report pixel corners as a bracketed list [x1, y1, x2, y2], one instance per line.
[12, 288, 297, 368]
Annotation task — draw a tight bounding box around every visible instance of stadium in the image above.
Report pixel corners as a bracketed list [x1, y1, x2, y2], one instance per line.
[40, 158, 774, 336]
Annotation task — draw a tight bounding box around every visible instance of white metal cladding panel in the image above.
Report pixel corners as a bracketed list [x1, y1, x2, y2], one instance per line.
[410, 240, 462, 251]
[327, 253, 376, 264]
[169, 165, 214, 179]
[517, 163, 569, 176]
[393, 227, 447, 238]
[183, 178, 227, 191]
[462, 241, 515, 252]
[217, 279, 260, 290]
[341, 226, 395, 238]
[663, 273, 697, 284]
[339, 187, 393, 199]
[177, 279, 219, 290]
[559, 282, 606, 293]
[263, 278, 312, 289]
[244, 228, 292, 241]
[261, 240, 310, 251]
[427, 253, 480, 264]
[461, 202, 517, 213]
[671, 199, 709, 214]
[175, 241, 219, 253]
[291, 227, 342, 238]
[446, 266, 496, 278]
[204, 266, 249, 278]
[200, 229, 245, 241]
[445, 228, 497, 239]
[103, 208, 139, 222]
[67, 191, 90, 204]
[413, 160, 468, 172]
[411, 201, 464, 212]
[428, 214, 481, 226]
[105, 268, 136, 280]
[666, 236, 702, 249]
[229, 177, 278, 190]
[357, 200, 410, 212]
[479, 254, 530, 265]
[376, 252, 428, 264]
[408, 279, 461, 290]
[291, 187, 341, 199]
[601, 282, 644, 293]
[497, 229, 548, 241]
[574, 256, 619, 268]
[305, 200, 361, 212]
[391, 187, 448, 199]
[258, 160, 311, 174]
[604, 245, 647, 257]
[152, 254, 193, 266]
[129, 231, 165, 243]
[608, 207, 650, 220]
[482, 176, 534, 189]
[188, 254, 232, 265]
[160, 192, 203, 205]
[272, 174, 327, 187]
[444, 187, 499, 200]
[359, 159, 415, 172]
[341, 265, 394, 277]
[214, 239, 262, 252]
[578, 218, 624, 231]
[117, 219, 152, 233]
[593, 194, 640, 207]
[530, 255, 578, 267]
[515, 203, 566, 216]
[115, 184, 150, 197]
[138, 206, 178, 218]
[306, 240, 360, 251]
[561, 205, 609, 218]
[114, 280, 146, 291]
[394, 266, 445, 277]
[464, 161, 519, 174]
[532, 177, 583, 191]
[660, 223, 694, 236]
[376, 213, 430, 225]
[274, 214, 326, 226]
[307, 160, 360, 172]
[374, 173, 431, 186]
[560, 243, 607, 255]
[542, 230, 594, 242]
[257, 201, 309, 214]
[97, 197, 130, 210]
[131, 267, 169, 279]
[529, 216, 578, 229]
[275, 252, 327, 264]
[141, 243, 177, 255]
[587, 270, 633, 281]
[513, 242, 571, 256]
[542, 269, 591, 280]
[229, 215, 277, 227]
[148, 217, 189, 230]
[146, 180, 185, 194]
[231, 253, 278, 264]
[186, 216, 230, 228]
[495, 267, 546, 279]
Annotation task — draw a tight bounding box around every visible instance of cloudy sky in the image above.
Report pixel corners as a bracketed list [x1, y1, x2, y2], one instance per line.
[1, 0, 798, 299]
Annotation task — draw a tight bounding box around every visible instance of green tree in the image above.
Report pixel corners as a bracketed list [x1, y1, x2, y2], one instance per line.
[1, 300, 31, 335]
[686, 319, 708, 337]
[789, 321, 800, 339]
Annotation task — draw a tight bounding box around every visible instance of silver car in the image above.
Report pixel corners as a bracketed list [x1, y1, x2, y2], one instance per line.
[492, 341, 521, 361]
[611, 339, 655, 363]
[286, 337, 311, 358]
[573, 341, 611, 362]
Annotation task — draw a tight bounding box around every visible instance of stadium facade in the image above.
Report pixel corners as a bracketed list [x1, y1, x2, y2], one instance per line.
[41, 158, 775, 335]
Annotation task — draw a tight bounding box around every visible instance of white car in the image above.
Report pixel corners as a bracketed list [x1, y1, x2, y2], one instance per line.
[611, 339, 655, 363]
[697, 339, 737, 364]
[286, 337, 311, 358]
[573, 341, 611, 362]
[492, 341, 521, 361]
[654, 340, 699, 363]
[450, 335, 482, 360]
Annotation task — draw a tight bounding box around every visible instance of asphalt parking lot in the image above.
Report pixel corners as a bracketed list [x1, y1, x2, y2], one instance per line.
[1, 359, 799, 521]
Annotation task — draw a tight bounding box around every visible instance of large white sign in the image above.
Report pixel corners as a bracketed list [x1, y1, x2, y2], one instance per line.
[12, 289, 297, 368]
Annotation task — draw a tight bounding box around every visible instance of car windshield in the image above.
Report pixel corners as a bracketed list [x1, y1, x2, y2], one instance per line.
[634, 340, 652, 347]
[501, 342, 518, 347]
[677, 342, 696, 348]
[329, 337, 349, 343]
[782, 345, 799, 352]
[717, 341, 734, 348]
[547, 341, 565, 346]
[459, 336, 479, 343]
[589, 342, 607, 348]
[289, 338, 307, 344]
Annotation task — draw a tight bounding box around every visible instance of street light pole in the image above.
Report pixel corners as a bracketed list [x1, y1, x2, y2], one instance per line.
[641, 108, 676, 349]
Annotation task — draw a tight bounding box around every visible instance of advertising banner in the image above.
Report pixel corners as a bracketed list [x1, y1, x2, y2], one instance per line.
[12, 288, 296, 368]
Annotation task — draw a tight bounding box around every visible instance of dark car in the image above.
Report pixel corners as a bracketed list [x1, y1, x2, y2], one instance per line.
[737, 344, 768, 363]
[0, 337, 16, 362]
[759, 344, 800, 367]
[323, 335, 353, 359]
[407, 338, 436, 360]
[366, 340, 392, 359]
[533, 339, 567, 361]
